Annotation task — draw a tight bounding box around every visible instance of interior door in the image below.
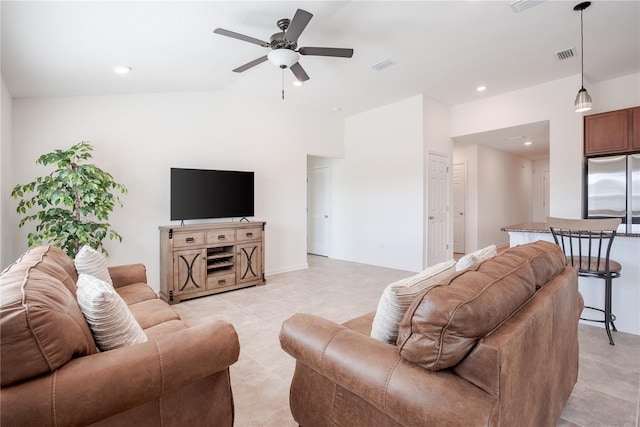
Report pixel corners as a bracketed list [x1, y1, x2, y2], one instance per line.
[427, 153, 449, 266]
[307, 166, 331, 256]
[453, 162, 466, 254]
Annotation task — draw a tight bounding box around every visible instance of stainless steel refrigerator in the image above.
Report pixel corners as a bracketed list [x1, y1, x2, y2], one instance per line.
[585, 153, 640, 224]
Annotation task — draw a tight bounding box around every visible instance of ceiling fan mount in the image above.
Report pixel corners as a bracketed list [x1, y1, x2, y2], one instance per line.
[213, 9, 354, 83]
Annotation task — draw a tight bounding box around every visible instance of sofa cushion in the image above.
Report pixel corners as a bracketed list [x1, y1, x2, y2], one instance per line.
[75, 245, 113, 286]
[370, 260, 455, 343]
[0, 246, 97, 386]
[77, 274, 147, 351]
[502, 240, 566, 289]
[128, 298, 181, 330]
[397, 251, 537, 370]
[116, 282, 159, 305]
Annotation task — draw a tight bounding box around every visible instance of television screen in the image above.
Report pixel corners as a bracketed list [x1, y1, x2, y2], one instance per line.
[170, 168, 254, 221]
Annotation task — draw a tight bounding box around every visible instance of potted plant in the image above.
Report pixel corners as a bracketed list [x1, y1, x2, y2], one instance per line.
[11, 141, 127, 258]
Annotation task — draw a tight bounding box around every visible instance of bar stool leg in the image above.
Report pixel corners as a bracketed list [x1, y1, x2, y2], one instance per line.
[605, 276, 615, 345]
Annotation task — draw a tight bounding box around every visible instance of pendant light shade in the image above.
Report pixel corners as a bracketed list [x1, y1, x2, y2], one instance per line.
[574, 2, 592, 113]
[574, 87, 592, 112]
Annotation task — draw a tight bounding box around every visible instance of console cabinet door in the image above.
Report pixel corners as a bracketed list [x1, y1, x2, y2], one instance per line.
[237, 243, 262, 285]
[584, 109, 630, 156]
[173, 248, 207, 297]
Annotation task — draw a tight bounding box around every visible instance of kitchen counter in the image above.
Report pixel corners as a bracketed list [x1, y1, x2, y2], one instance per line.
[501, 221, 640, 237]
[502, 221, 639, 336]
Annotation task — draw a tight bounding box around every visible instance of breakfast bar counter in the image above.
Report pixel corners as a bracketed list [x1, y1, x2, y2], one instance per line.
[502, 222, 639, 336]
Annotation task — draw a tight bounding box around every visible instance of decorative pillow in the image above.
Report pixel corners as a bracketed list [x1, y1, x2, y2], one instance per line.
[397, 252, 536, 370]
[455, 244, 497, 271]
[0, 246, 97, 387]
[371, 260, 456, 344]
[76, 273, 147, 351]
[75, 245, 113, 286]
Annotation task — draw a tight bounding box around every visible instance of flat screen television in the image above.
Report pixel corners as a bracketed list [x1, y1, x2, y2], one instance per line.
[170, 168, 254, 221]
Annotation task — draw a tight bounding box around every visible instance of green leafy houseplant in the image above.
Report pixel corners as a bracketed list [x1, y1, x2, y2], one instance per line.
[11, 141, 127, 258]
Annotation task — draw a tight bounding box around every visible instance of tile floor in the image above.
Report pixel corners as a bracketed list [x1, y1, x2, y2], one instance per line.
[172, 255, 640, 427]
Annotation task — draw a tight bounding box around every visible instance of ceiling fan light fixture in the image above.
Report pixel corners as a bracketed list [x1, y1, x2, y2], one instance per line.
[268, 49, 299, 69]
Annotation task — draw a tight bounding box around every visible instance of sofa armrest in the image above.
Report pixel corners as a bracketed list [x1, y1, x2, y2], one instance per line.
[280, 313, 496, 426]
[2, 320, 239, 426]
[108, 263, 147, 288]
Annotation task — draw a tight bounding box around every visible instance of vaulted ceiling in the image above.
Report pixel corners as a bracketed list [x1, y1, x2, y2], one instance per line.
[0, 0, 640, 159]
[2, 0, 639, 119]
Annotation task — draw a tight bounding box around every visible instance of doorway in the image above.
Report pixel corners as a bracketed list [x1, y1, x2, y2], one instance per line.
[453, 162, 466, 254]
[427, 152, 449, 266]
[307, 165, 331, 256]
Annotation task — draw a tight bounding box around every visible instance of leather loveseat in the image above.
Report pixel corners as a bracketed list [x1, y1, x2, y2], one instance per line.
[280, 241, 582, 426]
[1, 245, 240, 426]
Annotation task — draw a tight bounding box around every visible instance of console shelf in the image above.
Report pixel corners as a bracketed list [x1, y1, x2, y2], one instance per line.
[159, 221, 266, 304]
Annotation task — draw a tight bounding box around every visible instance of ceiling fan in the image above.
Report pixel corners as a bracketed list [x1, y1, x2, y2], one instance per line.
[213, 9, 354, 83]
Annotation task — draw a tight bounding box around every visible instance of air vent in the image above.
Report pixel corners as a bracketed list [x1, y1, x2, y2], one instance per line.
[510, 0, 545, 13]
[371, 59, 395, 71]
[556, 48, 577, 61]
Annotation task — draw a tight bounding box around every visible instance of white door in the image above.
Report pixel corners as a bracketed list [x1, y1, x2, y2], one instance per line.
[427, 153, 449, 266]
[307, 167, 330, 256]
[453, 162, 466, 254]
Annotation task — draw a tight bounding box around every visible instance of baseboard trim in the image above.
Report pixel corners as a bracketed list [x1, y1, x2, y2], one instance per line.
[265, 263, 309, 277]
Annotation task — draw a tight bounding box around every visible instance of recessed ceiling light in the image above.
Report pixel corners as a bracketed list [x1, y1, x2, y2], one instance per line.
[293, 80, 303, 87]
[113, 66, 132, 74]
[477, 85, 487, 92]
[524, 141, 533, 146]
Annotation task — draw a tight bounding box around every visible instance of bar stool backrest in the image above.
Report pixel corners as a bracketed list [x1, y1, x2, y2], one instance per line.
[546, 217, 621, 276]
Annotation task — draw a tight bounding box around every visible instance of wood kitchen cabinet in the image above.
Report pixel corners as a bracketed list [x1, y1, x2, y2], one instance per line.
[584, 106, 640, 156]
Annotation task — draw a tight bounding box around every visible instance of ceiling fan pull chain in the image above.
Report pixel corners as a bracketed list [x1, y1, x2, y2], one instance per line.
[282, 68, 285, 100]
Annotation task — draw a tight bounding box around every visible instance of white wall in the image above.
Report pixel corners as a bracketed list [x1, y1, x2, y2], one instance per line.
[423, 97, 454, 264]
[477, 145, 532, 248]
[8, 90, 344, 290]
[1, 77, 13, 268]
[331, 95, 424, 272]
[452, 144, 532, 251]
[588, 73, 640, 114]
[451, 73, 640, 220]
[451, 74, 583, 219]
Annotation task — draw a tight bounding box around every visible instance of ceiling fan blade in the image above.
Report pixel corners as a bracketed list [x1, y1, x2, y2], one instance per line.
[214, 28, 270, 47]
[233, 55, 269, 73]
[290, 62, 310, 82]
[299, 47, 354, 58]
[285, 9, 313, 43]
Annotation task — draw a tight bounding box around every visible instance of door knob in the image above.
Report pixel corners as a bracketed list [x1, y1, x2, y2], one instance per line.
[459, 212, 464, 216]
[428, 216, 435, 220]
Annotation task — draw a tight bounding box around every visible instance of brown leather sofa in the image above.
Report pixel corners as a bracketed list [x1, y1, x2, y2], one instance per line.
[280, 241, 582, 427]
[1, 246, 240, 426]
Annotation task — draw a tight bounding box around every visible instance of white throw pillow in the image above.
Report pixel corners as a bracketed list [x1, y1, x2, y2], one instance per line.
[76, 273, 147, 351]
[371, 260, 456, 344]
[75, 245, 113, 286]
[455, 244, 497, 271]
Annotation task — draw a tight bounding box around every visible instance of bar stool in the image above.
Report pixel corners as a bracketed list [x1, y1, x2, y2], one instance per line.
[547, 217, 622, 345]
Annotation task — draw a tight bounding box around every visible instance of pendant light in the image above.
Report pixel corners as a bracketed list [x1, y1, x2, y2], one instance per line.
[574, 1, 592, 113]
